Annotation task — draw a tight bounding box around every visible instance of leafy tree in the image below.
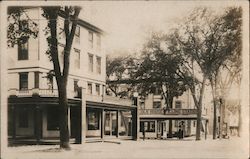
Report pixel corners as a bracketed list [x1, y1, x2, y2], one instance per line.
[169, 7, 242, 140]
[8, 6, 81, 149]
[106, 54, 136, 98]
[132, 32, 190, 137]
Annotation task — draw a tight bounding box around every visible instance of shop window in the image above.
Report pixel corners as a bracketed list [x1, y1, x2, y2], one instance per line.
[153, 101, 161, 109]
[19, 72, 28, 90]
[142, 121, 155, 132]
[87, 110, 99, 130]
[175, 120, 179, 127]
[19, 108, 29, 128]
[47, 107, 60, 130]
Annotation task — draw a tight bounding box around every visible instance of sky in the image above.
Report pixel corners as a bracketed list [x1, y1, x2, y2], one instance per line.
[75, 1, 244, 55]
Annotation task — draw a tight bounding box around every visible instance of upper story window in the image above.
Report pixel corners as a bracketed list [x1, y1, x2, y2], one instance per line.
[74, 49, 80, 69]
[18, 21, 29, 60]
[175, 101, 182, 109]
[153, 101, 161, 109]
[88, 54, 94, 72]
[18, 41, 28, 60]
[87, 83, 92, 95]
[74, 26, 80, 44]
[74, 80, 79, 92]
[96, 84, 100, 96]
[96, 56, 101, 74]
[19, 72, 28, 90]
[96, 34, 101, 51]
[88, 31, 94, 49]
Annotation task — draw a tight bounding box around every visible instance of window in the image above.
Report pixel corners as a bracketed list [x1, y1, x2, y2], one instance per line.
[88, 54, 94, 72]
[96, 56, 101, 74]
[47, 107, 60, 130]
[74, 26, 80, 44]
[74, 49, 80, 69]
[96, 84, 100, 96]
[19, 73, 28, 90]
[18, 21, 29, 60]
[19, 108, 29, 128]
[175, 120, 179, 127]
[87, 109, 99, 130]
[18, 42, 28, 60]
[96, 34, 101, 51]
[58, 45, 64, 68]
[153, 101, 161, 109]
[175, 101, 182, 109]
[74, 80, 79, 92]
[141, 121, 155, 132]
[87, 83, 92, 95]
[34, 72, 39, 88]
[193, 121, 196, 127]
[152, 87, 161, 95]
[88, 31, 94, 49]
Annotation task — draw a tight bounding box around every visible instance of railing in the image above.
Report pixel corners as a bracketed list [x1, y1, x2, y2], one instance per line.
[139, 108, 197, 115]
[8, 88, 80, 99]
[85, 94, 132, 107]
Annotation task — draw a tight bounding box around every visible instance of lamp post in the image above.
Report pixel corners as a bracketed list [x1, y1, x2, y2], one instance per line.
[132, 92, 139, 140]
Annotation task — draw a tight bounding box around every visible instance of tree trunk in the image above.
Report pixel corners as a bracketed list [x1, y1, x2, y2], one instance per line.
[212, 99, 217, 139]
[196, 105, 202, 140]
[168, 120, 173, 138]
[58, 81, 70, 149]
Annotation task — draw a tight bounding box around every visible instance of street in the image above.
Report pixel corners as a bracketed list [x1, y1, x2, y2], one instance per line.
[3, 136, 248, 159]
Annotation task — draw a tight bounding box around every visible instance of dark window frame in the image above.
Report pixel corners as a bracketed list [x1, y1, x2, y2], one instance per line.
[87, 109, 100, 130]
[19, 72, 28, 90]
[18, 41, 29, 60]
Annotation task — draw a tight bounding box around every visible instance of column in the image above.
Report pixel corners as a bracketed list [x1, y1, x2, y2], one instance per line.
[101, 109, 105, 139]
[81, 88, 87, 143]
[205, 120, 208, 140]
[68, 106, 71, 138]
[35, 105, 42, 143]
[116, 110, 119, 138]
[11, 105, 16, 139]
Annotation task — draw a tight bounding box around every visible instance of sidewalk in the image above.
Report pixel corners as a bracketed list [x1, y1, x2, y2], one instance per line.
[2, 136, 248, 159]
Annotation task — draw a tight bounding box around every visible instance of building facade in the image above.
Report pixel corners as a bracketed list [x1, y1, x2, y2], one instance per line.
[138, 89, 210, 139]
[7, 7, 137, 145]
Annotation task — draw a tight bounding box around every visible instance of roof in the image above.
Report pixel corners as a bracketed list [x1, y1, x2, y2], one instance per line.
[58, 10, 104, 35]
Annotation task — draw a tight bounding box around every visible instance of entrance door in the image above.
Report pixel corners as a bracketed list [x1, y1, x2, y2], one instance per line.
[104, 110, 117, 137]
[157, 121, 164, 139]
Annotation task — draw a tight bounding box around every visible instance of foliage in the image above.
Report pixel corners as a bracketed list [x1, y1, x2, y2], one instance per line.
[106, 54, 136, 98]
[132, 32, 190, 108]
[7, 7, 38, 47]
